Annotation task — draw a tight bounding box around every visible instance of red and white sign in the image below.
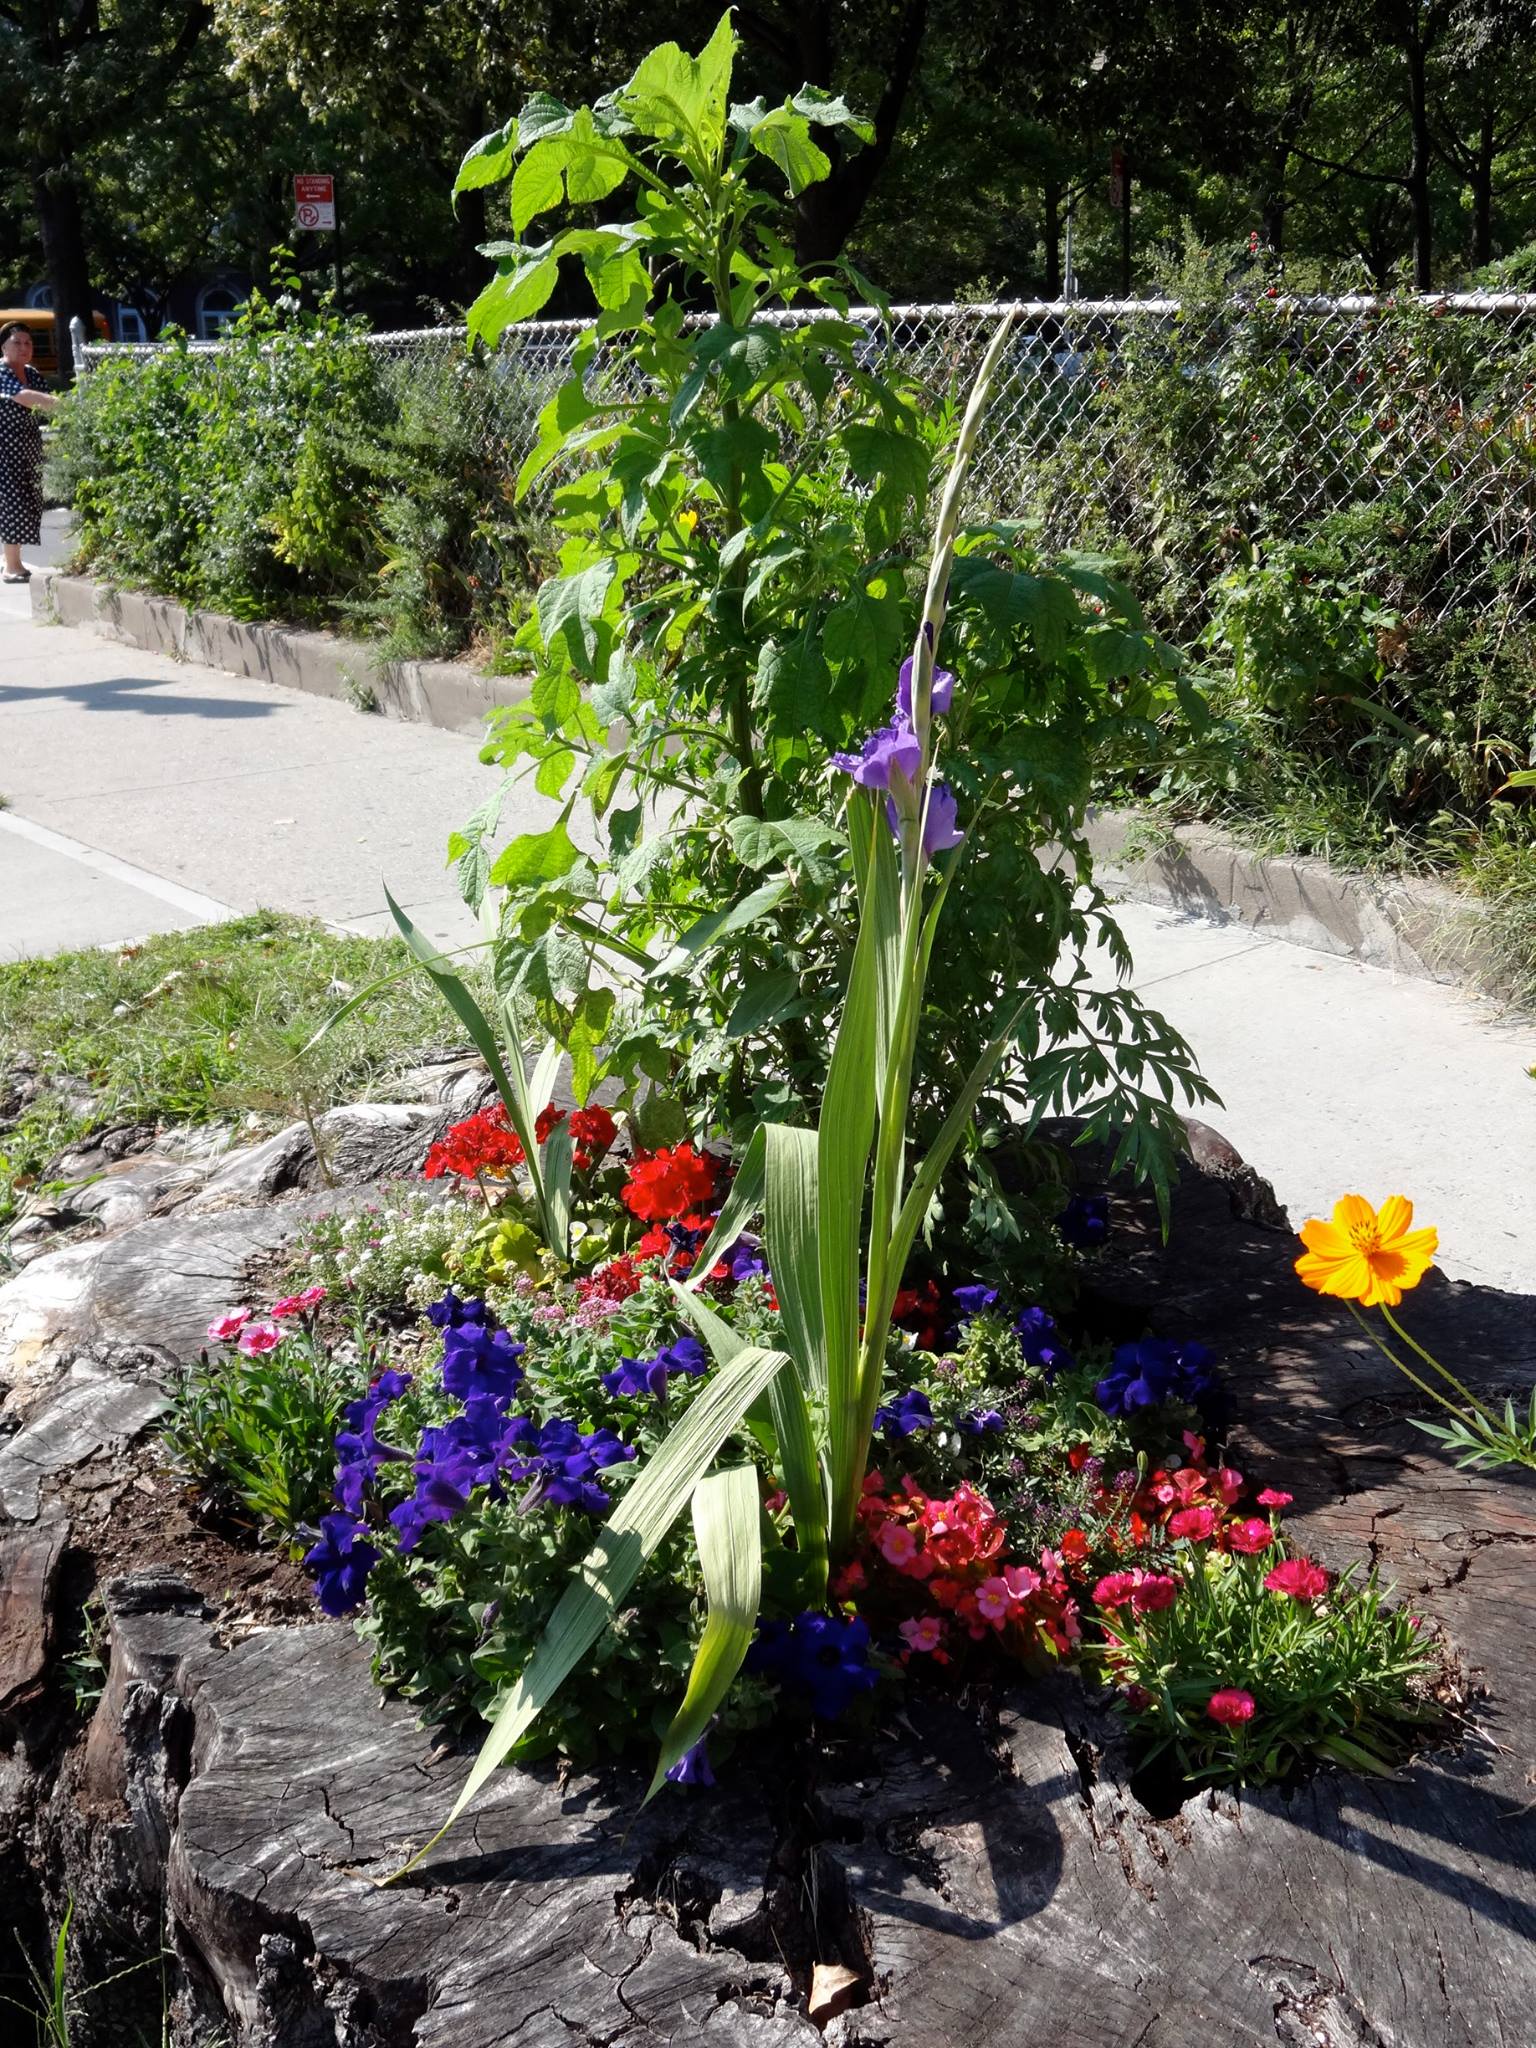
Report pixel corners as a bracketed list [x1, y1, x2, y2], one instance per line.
[293, 174, 336, 231]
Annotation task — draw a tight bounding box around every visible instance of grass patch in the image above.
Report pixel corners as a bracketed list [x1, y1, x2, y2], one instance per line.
[0, 911, 455, 1241]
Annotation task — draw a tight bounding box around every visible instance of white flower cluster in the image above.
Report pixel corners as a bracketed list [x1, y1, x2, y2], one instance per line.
[288, 1184, 480, 1308]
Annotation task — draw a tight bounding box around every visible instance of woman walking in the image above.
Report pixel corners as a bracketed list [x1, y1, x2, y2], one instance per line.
[0, 320, 60, 583]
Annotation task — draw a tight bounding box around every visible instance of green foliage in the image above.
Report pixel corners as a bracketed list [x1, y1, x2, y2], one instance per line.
[445, 14, 1207, 1219]
[49, 284, 544, 657]
[162, 1320, 377, 1541]
[0, 912, 447, 1243]
[1099, 1549, 1435, 1787]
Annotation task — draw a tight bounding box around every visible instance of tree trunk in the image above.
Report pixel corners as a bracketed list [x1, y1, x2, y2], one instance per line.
[33, 160, 94, 387]
[1405, 37, 1434, 289]
[1043, 182, 1062, 298]
[786, 0, 930, 267]
[1470, 108, 1494, 268]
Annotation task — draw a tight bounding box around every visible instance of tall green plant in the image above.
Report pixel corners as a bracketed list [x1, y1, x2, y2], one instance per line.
[447, 10, 1209, 1214]
[403, 310, 1171, 1866]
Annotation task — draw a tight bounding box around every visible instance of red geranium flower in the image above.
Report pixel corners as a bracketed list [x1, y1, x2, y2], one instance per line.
[622, 1144, 718, 1222]
[422, 1103, 525, 1180]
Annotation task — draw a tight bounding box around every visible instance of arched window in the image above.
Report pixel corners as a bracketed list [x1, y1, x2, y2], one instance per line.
[116, 306, 149, 344]
[25, 284, 53, 309]
[197, 286, 241, 338]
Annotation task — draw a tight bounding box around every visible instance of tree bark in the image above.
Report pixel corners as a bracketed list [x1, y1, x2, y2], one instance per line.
[1470, 107, 1494, 268]
[1043, 182, 1061, 298]
[1404, 31, 1434, 289]
[775, 0, 931, 267]
[33, 160, 94, 387]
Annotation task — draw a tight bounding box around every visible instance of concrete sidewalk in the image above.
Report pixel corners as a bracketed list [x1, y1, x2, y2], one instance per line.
[3, 583, 1534, 1293]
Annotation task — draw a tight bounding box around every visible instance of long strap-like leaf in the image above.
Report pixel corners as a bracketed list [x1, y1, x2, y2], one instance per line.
[393, 1341, 790, 1876]
[645, 1465, 762, 1801]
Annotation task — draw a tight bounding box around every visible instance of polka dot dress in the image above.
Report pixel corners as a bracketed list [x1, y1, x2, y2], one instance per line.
[0, 362, 47, 547]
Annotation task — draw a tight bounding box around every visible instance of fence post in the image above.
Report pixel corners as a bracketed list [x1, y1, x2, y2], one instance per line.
[68, 315, 89, 383]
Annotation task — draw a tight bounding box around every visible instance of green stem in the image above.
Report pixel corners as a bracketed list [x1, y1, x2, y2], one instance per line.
[1380, 1304, 1503, 1424]
[1345, 1304, 1486, 1426]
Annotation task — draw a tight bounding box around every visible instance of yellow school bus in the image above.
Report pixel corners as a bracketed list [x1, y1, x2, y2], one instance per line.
[0, 308, 112, 380]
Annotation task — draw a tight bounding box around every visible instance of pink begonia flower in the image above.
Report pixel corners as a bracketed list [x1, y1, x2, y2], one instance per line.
[207, 1308, 251, 1343]
[1264, 1557, 1329, 1601]
[975, 1577, 1013, 1625]
[236, 1319, 282, 1357]
[1225, 1517, 1275, 1556]
[1182, 1431, 1206, 1459]
[1129, 1573, 1178, 1614]
[1169, 1506, 1218, 1543]
[900, 1615, 945, 1654]
[1256, 1488, 1293, 1509]
[878, 1521, 919, 1569]
[1207, 1688, 1257, 1724]
[1215, 1467, 1244, 1505]
[1002, 1564, 1041, 1599]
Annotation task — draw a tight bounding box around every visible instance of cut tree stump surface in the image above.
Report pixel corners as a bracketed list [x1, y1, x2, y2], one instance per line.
[5, 1132, 1534, 2046]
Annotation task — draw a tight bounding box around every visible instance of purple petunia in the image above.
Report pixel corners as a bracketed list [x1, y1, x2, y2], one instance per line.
[439, 1322, 527, 1407]
[303, 1514, 380, 1616]
[1094, 1339, 1225, 1425]
[664, 1738, 716, 1788]
[333, 1369, 413, 1512]
[1057, 1193, 1110, 1250]
[747, 1611, 879, 1720]
[873, 1386, 935, 1439]
[1014, 1305, 1076, 1381]
[603, 1333, 709, 1404]
[425, 1288, 492, 1330]
[502, 1417, 636, 1515]
[953, 1283, 1000, 1319]
[956, 1407, 1007, 1435]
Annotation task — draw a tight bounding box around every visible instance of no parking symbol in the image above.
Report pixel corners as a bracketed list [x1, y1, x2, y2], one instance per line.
[293, 174, 336, 232]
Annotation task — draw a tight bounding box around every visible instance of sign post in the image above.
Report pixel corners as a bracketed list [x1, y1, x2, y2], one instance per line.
[293, 174, 342, 304]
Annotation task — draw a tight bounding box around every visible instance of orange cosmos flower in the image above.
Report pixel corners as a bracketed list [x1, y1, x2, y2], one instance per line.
[1295, 1194, 1437, 1308]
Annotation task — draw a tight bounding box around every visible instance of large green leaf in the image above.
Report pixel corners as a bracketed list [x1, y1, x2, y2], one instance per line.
[817, 795, 884, 1529]
[673, 1276, 827, 1601]
[404, 1342, 791, 1869]
[383, 886, 521, 1130]
[621, 11, 735, 154]
[652, 879, 789, 978]
[763, 1123, 824, 1398]
[466, 247, 561, 344]
[487, 820, 581, 889]
[454, 122, 517, 198]
[748, 106, 831, 194]
[646, 1465, 762, 1799]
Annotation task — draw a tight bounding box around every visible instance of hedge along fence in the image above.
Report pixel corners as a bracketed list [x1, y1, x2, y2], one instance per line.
[68, 292, 1536, 835]
[81, 293, 1536, 629]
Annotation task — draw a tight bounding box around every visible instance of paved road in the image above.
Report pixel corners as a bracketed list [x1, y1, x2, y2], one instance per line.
[2, 576, 1533, 1293]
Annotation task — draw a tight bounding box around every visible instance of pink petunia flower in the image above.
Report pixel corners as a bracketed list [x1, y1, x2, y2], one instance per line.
[1264, 1557, 1329, 1601]
[1169, 1506, 1218, 1543]
[1207, 1688, 1256, 1724]
[900, 1615, 945, 1654]
[1225, 1517, 1275, 1556]
[236, 1319, 282, 1357]
[207, 1308, 251, 1343]
[1129, 1572, 1179, 1614]
[878, 1521, 920, 1569]
[1256, 1488, 1293, 1509]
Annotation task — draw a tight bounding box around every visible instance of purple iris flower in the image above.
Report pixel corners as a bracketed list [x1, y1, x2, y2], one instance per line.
[884, 780, 965, 859]
[304, 1514, 380, 1616]
[747, 1611, 879, 1721]
[831, 716, 921, 792]
[602, 1333, 708, 1404]
[897, 654, 955, 721]
[664, 1738, 716, 1788]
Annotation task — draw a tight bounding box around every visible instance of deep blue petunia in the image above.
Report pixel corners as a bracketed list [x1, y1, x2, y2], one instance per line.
[304, 1513, 380, 1615]
[748, 1611, 879, 1721]
[953, 1283, 1000, 1319]
[439, 1323, 526, 1406]
[602, 1334, 708, 1404]
[425, 1288, 492, 1330]
[1093, 1338, 1225, 1424]
[873, 1387, 934, 1439]
[1057, 1193, 1110, 1250]
[1014, 1305, 1075, 1380]
[664, 1738, 716, 1788]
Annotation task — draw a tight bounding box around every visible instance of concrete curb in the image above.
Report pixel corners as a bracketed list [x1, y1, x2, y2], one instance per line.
[1086, 808, 1492, 988]
[33, 573, 530, 741]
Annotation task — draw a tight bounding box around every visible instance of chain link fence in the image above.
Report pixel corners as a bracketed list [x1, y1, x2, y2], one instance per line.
[84, 293, 1536, 629]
